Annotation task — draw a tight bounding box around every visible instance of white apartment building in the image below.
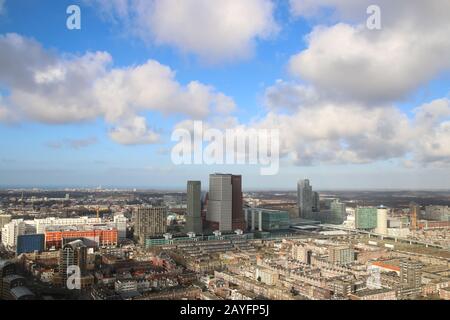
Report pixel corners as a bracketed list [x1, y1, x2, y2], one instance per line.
[1, 219, 26, 249]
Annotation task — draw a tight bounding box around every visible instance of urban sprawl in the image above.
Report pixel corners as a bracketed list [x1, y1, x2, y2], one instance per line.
[0, 175, 449, 301]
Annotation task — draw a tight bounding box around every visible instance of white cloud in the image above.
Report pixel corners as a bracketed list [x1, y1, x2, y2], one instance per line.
[90, 0, 279, 63]
[0, 33, 236, 144]
[412, 99, 450, 166]
[109, 116, 160, 145]
[287, 1, 450, 104]
[260, 81, 450, 167]
[264, 80, 320, 112]
[261, 1, 450, 167]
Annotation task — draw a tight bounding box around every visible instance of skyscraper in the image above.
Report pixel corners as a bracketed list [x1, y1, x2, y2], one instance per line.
[298, 179, 313, 219]
[207, 174, 232, 232]
[134, 207, 167, 244]
[185, 181, 203, 234]
[312, 192, 320, 212]
[231, 175, 245, 231]
[206, 174, 244, 232]
[330, 199, 346, 224]
[410, 202, 420, 231]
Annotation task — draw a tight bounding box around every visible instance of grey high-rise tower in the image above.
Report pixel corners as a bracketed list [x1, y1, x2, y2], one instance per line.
[207, 174, 233, 232]
[298, 179, 313, 219]
[185, 181, 203, 234]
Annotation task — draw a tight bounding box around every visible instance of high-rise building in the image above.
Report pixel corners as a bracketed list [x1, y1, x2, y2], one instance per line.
[59, 240, 87, 287]
[134, 207, 167, 244]
[400, 259, 422, 290]
[297, 179, 313, 219]
[185, 181, 203, 234]
[330, 199, 346, 224]
[355, 207, 378, 230]
[1, 220, 25, 249]
[231, 175, 245, 230]
[375, 206, 388, 235]
[113, 214, 128, 240]
[206, 174, 244, 232]
[410, 202, 420, 231]
[312, 192, 320, 212]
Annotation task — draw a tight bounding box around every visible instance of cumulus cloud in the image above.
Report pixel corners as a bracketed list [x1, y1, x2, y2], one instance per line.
[412, 99, 450, 166]
[0, 33, 236, 144]
[89, 0, 279, 63]
[109, 116, 160, 145]
[259, 80, 450, 166]
[241, 0, 450, 168]
[287, 0, 450, 104]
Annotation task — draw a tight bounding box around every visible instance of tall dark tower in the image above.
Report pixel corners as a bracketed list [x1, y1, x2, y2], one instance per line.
[231, 175, 245, 231]
[185, 181, 203, 234]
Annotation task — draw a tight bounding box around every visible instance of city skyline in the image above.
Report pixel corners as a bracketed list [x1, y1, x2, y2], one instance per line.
[0, 1, 450, 190]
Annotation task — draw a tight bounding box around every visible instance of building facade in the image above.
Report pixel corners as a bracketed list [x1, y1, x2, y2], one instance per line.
[375, 206, 388, 235]
[355, 207, 378, 230]
[297, 180, 313, 219]
[185, 181, 203, 234]
[206, 174, 244, 232]
[134, 207, 167, 244]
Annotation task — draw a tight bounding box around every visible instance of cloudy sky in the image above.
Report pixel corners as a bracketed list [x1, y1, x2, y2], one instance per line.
[0, 0, 449, 190]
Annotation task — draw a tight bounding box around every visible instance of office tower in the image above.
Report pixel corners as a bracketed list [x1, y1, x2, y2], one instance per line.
[59, 240, 87, 287]
[328, 246, 355, 265]
[207, 174, 233, 231]
[410, 202, 420, 231]
[375, 206, 388, 235]
[185, 181, 203, 234]
[134, 207, 167, 244]
[330, 199, 346, 224]
[400, 259, 422, 289]
[297, 179, 313, 219]
[0, 214, 12, 230]
[355, 207, 378, 230]
[312, 192, 320, 212]
[113, 214, 128, 240]
[231, 175, 246, 231]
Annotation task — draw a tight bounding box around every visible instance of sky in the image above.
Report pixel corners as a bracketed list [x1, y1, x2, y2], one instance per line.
[0, 0, 450, 190]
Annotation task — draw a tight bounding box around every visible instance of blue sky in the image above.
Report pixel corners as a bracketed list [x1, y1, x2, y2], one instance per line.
[0, 0, 450, 190]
